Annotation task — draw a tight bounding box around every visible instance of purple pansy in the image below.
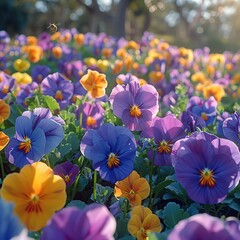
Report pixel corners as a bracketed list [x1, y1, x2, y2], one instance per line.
[141, 115, 187, 166]
[80, 123, 136, 183]
[168, 213, 240, 240]
[22, 108, 64, 154]
[53, 161, 80, 187]
[180, 110, 206, 133]
[41, 204, 116, 240]
[0, 71, 15, 99]
[187, 96, 218, 126]
[41, 72, 73, 109]
[172, 132, 240, 204]
[216, 111, 231, 137]
[5, 116, 46, 168]
[5, 108, 64, 168]
[75, 102, 104, 129]
[222, 111, 240, 146]
[31, 65, 51, 83]
[110, 81, 159, 131]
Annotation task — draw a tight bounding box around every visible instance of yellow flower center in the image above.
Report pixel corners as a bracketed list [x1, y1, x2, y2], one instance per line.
[18, 137, 31, 153]
[130, 105, 142, 118]
[201, 113, 209, 121]
[140, 227, 148, 239]
[55, 90, 63, 100]
[199, 168, 216, 187]
[25, 193, 42, 213]
[2, 85, 9, 94]
[107, 153, 120, 169]
[61, 173, 72, 184]
[157, 140, 171, 154]
[86, 116, 97, 127]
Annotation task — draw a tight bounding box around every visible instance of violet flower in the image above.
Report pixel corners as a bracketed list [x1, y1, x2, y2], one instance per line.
[222, 111, 240, 146]
[172, 132, 240, 204]
[110, 81, 159, 131]
[75, 102, 104, 129]
[41, 72, 73, 109]
[168, 213, 240, 240]
[41, 204, 116, 240]
[31, 65, 51, 83]
[80, 123, 136, 183]
[141, 115, 186, 166]
[53, 161, 80, 187]
[0, 71, 15, 99]
[187, 96, 218, 126]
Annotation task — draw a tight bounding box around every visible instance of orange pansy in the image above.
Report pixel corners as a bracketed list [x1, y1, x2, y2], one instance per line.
[0, 100, 10, 124]
[0, 131, 9, 151]
[80, 69, 108, 98]
[114, 171, 150, 206]
[128, 206, 162, 240]
[1, 162, 66, 231]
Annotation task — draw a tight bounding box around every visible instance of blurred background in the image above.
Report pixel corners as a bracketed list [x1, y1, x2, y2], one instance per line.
[1, 0, 240, 52]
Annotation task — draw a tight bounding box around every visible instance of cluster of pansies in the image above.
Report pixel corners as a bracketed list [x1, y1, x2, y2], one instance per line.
[0, 28, 239, 240]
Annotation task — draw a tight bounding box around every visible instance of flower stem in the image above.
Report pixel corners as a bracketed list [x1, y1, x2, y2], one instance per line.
[0, 153, 5, 180]
[79, 93, 89, 127]
[93, 170, 97, 202]
[71, 173, 80, 201]
[148, 151, 156, 209]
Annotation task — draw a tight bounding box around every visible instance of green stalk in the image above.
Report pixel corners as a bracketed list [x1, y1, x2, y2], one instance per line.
[79, 93, 89, 127]
[148, 150, 156, 209]
[93, 170, 97, 202]
[71, 174, 80, 201]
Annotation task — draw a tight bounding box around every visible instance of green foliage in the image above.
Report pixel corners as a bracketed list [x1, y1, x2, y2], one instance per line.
[90, 183, 113, 204]
[67, 200, 87, 209]
[161, 202, 189, 229]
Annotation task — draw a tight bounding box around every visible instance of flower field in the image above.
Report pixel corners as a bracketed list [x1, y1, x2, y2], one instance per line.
[0, 29, 240, 239]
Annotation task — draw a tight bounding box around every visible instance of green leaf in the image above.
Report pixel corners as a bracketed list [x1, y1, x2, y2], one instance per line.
[67, 200, 86, 209]
[42, 95, 60, 113]
[162, 202, 189, 229]
[90, 184, 113, 204]
[154, 179, 174, 197]
[77, 176, 89, 192]
[148, 231, 169, 240]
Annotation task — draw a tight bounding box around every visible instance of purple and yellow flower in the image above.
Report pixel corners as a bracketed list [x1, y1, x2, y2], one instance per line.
[31, 65, 51, 83]
[80, 123, 136, 183]
[172, 132, 240, 204]
[110, 80, 159, 131]
[41, 204, 116, 240]
[41, 72, 73, 109]
[0, 71, 15, 99]
[53, 161, 80, 187]
[168, 213, 240, 240]
[141, 115, 186, 166]
[5, 108, 64, 168]
[187, 96, 217, 126]
[75, 102, 104, 129]
[222, 111, 240, 146]
[1, 162, 66, 231]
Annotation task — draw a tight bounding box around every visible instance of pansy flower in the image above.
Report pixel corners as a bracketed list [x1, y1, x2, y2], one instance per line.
[41, 204, 116, 240]
[75, 102, 104, 129]
[110, 80, 159, 131]
[80, 123, 136, 183]
[0, 71, 15, 99]
[128, 206, 162, 240]
[186, 96, 217, 126]
[53, 161, 80, 187]
[222, 111, 240, 146]
[168, 213, 240, 240]
[114, 170, 150, 206]
[5, 108, 64, 168]
[172, 132, 240, 204]
[80, 69, 108, 98]
[1, 162, 66, 231]
[0, 99, 10, 124]
[31, 65, 51, 83]
[141, 115, 186, 166]
[41, 72, 73, 109]
[0, 131, 9, 151]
